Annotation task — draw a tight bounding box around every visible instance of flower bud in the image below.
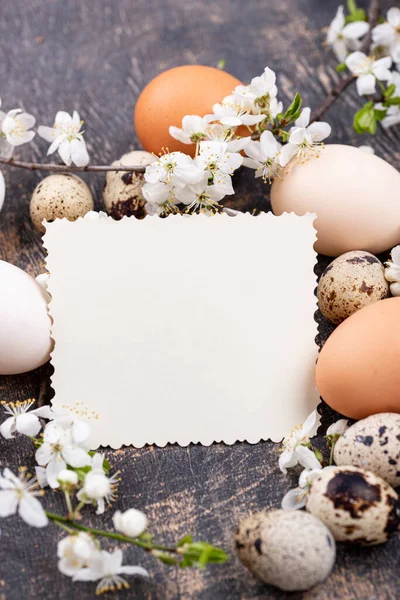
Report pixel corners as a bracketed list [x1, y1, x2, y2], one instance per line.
[113, 508, 148, 538]
[83, 471, 110, 500]
[57, 469, 79, 486]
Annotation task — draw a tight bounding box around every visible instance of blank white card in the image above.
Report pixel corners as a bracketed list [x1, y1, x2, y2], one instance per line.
[44, 212, 319, 449]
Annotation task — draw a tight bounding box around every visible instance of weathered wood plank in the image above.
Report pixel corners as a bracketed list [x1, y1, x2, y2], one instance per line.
[0, 1, 399, 598]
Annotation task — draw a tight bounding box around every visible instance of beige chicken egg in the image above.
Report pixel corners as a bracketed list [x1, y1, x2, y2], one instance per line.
[103, 150, 155, 219]
[271, 145, 400, 256]
[317, 251, 389, 324]
[30, 174, 94, 233]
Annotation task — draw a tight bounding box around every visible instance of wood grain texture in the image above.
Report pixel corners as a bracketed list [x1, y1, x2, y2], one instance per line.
[0, 0, 399, 598]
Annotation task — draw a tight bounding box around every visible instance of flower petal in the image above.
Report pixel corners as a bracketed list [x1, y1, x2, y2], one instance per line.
[307, 122, 331, 142]
[71, 420, 91, 444]
[295, 445, 322, 470]
[295, 107, 311, 129]
[70, 138, 90, 167]
[35, 442, 53, 466]
[38, 125, 56, 142]
[0, 416, 15, 439]
[342, 21, 369, 41]
[302, 409, 320, 437]
[278, 448, 297, 473]
[31, 405, 54, 420]
[118, 565, 150, 577]
[46, 455, 67, 489]
[356, 73, 376, 96]
[281, 487, 306, 510]
[0, 490, 18, 516]
[58, 139, 72, 166]
[19, 494, 48, 527]
[279, 143, 297, 166]
[62, 446, 91, 468]
[15, 413, 41, 437]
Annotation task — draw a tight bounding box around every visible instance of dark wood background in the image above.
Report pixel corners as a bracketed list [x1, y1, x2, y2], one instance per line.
[0, 0, 399, 598]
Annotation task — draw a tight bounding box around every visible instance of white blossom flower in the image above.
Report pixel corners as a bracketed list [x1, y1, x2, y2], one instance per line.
[38, 110, 89, 167]
[0, 170, 4, 212]
[381, 104, 400, 129]
[113, 508, 148, 538]
[51, 412, 92, 447]
[73, 549, 149, 594]
[279, 107, 331, 166]
[194, 140, 243, 192]
[144, 151, 204, 188]
[0, 467, 48, 527]
[0, 108, 36, 146]
[0, 98, 13, 158]
[205, 123, 251, 152]
[358, 145, 375, 154]
[0, 399, 53, 439]
[326, 5, 370, 62]
[345, 52, 392, 95]
[35, 421, 92, 489]
[385, 245, 400, 296]
[242, 130, 282, 182]
[281, 468, 323, 510]
[57, 469, 79, 486]
[77, 453, 119, 515]
[233, 67, 278, 107]
[326, 419, 349, 436]
[207, 96, 266, 127]
[58, 532, 99, 577]
[372, 7, 400, 62]
[279, 409, 322, 474]
[169, 115, 210, 145]
[175, 178, 227, 212]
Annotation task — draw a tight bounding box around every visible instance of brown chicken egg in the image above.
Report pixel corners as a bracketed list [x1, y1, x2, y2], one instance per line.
[134, 65, 243, 156]
[316, 297, 400, 419]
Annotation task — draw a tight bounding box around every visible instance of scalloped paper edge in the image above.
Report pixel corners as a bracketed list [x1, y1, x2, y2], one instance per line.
[43, 211, 319, 449]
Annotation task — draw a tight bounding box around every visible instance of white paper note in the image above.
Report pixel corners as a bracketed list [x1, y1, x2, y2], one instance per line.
[43, 212, 318, 449]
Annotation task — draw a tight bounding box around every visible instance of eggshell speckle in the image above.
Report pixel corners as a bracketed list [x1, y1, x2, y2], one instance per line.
[103, 150, 155, 219]
[317, 251, 389, 324]
[0, 260, 52, 374]
[334, 413, 400, 487]
[234, 509, 336, 591]
[306, 466, 400, 545]
[134, 65, 243, 156]
[271, 145, 400, 256]
[30, 174, 94, 233]
[316, 297, 400, 419]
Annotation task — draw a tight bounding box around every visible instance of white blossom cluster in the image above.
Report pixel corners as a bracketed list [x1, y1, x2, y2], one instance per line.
[279, 409, 350, 510]
[0, 400, 149, 595]
[326, 5, 400, 131]
[142, 66, 331, 216]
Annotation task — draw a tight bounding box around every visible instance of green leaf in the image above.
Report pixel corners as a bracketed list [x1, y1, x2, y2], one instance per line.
[336, 62, 347, 73]
[284, 92, 302, 119]
[384, 96, 400, 106]
[180, 542, 228, 569]
[353, 102, 377, 134]
[384, 84, 396, 98]
[345, 0, 366, 21]
[217, 59, 226, 70]
[374, 107, 387, 120]
[314, 448, 324, 465]
[177, 534, 193, 547]
[152, 551, 179, 566]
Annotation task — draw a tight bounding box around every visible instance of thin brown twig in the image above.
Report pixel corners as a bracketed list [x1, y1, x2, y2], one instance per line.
[0, 156, 146, 173]
[310, 0, 381, 123]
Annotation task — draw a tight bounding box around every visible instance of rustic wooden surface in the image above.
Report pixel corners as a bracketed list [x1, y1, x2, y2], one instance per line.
[0, 0, 399, 598]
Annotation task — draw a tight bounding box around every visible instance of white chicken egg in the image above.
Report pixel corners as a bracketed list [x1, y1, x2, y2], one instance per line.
[0, 260, 52, 374]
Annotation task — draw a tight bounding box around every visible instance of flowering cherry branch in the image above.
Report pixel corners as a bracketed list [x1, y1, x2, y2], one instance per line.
[0, 400, 227, 595]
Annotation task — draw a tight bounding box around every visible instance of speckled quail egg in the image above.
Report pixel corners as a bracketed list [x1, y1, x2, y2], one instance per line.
[317, 251, 389, 324]
[334, 413, 400, 488]
[234, 509, 336, 591]
[30, 174, 94, 233]
[306, 466, 400, 545]
[103, 150, 155, 219]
